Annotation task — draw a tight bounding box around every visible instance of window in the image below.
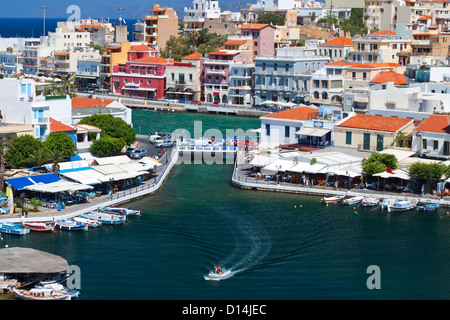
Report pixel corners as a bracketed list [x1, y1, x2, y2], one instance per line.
[265, 124, 270, 136]
[285, 126, 290, 138]
[346, 131, 352, 145]
[433, 140, 439, 150]
[423, 139, 428, 149]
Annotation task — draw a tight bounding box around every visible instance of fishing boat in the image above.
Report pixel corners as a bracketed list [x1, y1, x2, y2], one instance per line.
[321, 195, 345, 204]
[81, 211, 124, 225]
[22, 222, 55, 232]
[73, 217, 102, 228]
[99, 206, 141, 216]
[417, 203, 439, 211]
[54, 219, 88, 231]
[361, 197, 380, 207]
[342, 196, 364, 205]
[387, 199, 418, 212]
[0, 222, 30, 235]
[13, 283, 79, 300]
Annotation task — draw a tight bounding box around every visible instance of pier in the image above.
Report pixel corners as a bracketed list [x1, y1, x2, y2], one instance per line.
[232, 150, 450, 207]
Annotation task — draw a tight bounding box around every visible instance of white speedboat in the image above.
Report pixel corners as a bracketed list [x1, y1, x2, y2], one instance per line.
[342, 196, 364, 205]
[99, 206, 141, 216]
[321, 195, 345, 204]
[205, 266, 231, 281]
[73, 217, 102, 228]
[361, 197, 380, 207]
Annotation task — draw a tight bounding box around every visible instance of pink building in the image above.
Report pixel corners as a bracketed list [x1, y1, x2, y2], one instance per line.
[111, 57, 175, 99]
[239, 23, 275, 58]
[201, 50, 251, 103]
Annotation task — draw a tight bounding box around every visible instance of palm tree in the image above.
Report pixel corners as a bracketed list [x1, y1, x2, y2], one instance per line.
[0, 138, 8, 192]
[28, 149, 50, 167]
[47, 149, 68, 175]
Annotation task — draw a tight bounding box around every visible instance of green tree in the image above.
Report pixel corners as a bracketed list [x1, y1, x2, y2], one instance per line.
[160, 35, 192, 61]
[47, 149, 68, 174]
[43, 132, 76, 159]
[408, 162, 447, 183]
[27, 149, 50, 167]
[257, 12, 286, 26]
[6, 135, 44, 168]
[79, 114, 136, 146]
[91, 136, 125, 157]
[362, 153, 398, 175]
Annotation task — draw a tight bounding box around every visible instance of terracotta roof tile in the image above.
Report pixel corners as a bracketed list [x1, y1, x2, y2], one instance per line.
[49, 118, 75, 133]
[263, 106, 318, 121]
[239, 23, 272, 30]
[181, 52, 203, 60]
[224, 40, 247, 45]
[368, 30, 396, 36]
[320, 37, 353, 46]
[369, 71, 407, 85]
[131, 57, 175, 64]
[414, 115, 450, 134]
[72, 97, 114, 109]
[336, 114, 413, 132]
[326, 60, 358, 66]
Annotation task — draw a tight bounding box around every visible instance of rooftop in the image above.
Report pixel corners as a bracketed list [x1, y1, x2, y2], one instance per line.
[414, 114, 450, 134]
[182, 52, 203, 60]
[49, 117, 75, 133]
[130, 57, 176, 64]
[72, 97, 115, 109]
[239, 23, 272, 30]
[262, 106, 318, 121]
[336, 114, 413, 132]
[369, 71, 407, 85]
[319, 37, 353, 46]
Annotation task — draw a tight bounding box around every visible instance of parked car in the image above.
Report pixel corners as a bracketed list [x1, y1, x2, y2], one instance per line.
[129, 149, 148, 159]
[191, 100, 201, 105]
[125, 147, 136, 156]
[156, 140, 174, 148]
[149, 135, 162, 144]
[213, 101, 219, 107]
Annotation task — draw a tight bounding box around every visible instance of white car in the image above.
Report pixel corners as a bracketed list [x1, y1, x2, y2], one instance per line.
[149, 135, 162, 144]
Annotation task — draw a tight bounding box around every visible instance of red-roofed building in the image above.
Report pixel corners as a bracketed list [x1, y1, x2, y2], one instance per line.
[349, 35, 411, 65]
[369, 71, 408, 85]
[317, 37, 353, 61]
[239, 23, 275, 57]
[127, 45, 158, 61]
[413, 115, 450, 158]
[111, 56, 176, 99]
[260, 106, 352, 149]
[335, 114, 415, 151]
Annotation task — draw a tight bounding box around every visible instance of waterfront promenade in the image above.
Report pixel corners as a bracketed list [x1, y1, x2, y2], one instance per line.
[0, 146, 179, 224]
[232, 151, 450, 207]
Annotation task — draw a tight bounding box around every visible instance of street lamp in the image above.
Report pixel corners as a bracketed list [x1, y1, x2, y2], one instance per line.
[42, 6, 47, 37]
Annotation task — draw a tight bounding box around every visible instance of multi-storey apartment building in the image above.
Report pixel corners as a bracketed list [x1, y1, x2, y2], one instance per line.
[100, 42, 132, 91]
[53, 47, 100, 77]
[111, 56, 175, 99]
[239, 23, 276, 58]
[143, 4, 179, 51]
[184, 0, 221, 33]
[201, 49, 251, 104]
[253, 47, 329, 105]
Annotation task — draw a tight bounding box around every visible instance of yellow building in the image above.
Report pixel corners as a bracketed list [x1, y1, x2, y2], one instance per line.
[100, 42, 132, 90]
[349, 36, 412, 64]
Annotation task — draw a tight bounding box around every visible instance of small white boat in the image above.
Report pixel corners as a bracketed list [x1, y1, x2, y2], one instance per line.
[54, 219, 88, 231]
[388, 199, 418, 212]
[321, 195, 345, 204]
[205, 266, 231, 281]
[81, 211, 125, 225]
[73, 217, 102, 228]
[361, 197, 380, 207]
[99, 206, 141, 216]
[0, 222, 30, 235]
[22, 222, 55, 232]
[342, 196, 364, 205]
[13, 283, 79, 300]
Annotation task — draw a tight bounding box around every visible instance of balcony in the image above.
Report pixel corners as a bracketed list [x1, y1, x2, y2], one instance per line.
[206, 69, 226, 76]
[31, 117, 49, 124]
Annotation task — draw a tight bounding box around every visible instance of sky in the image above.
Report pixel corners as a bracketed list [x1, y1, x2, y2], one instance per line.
[0, 0, 244, 18]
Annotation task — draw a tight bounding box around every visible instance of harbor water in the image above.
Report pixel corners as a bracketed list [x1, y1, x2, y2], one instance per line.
[3, 110, 450, 300]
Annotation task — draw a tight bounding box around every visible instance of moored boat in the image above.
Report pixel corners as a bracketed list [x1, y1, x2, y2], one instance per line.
[99, 206, 141, 216]
[81, 211, 125, 225]
[0, 222, 30, 235]
[22, 222, 55, 232]
[54, 219, 88, 231]
[361, 197, 380, 207]
[417, 203, 439, 211]
[13, 283, 79, 300]
[388, 199, 418, 212]
[73, 217, 102, 228]
[321, 195, 345, 204]
[342, 196, 364, 205]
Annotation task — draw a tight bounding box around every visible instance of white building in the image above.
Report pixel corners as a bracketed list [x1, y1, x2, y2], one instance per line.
[0, 78, 72, 140]
[184, 0, 221, 32]
[412, 114, 450, 159]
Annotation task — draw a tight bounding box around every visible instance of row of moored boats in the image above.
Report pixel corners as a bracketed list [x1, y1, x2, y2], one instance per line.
[0, 206, 141, 235]
[321, 194, 440, 212]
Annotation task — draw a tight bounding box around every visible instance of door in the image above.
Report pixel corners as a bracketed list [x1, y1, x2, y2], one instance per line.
[363, 133, 370, 150]
[444, 141, 449, 156]
[376, 134, 384, 151]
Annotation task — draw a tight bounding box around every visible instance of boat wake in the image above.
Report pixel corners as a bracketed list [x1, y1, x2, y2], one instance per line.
[204, 209, 271, 281]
